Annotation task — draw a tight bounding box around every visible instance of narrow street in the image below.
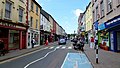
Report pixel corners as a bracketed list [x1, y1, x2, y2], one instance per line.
[0, 41, 93, 68]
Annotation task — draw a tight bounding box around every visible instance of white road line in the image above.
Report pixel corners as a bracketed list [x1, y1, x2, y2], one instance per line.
[68, 46, 72, 49]
[49, 46, 54, 49]
[0, 48, 45, 64]
[61, 53, 69, 68]
[61, 46, 66, 49]
[56, 46, 60, 49]
[43, 47, 48, 49]
[24, 47, 58, 68]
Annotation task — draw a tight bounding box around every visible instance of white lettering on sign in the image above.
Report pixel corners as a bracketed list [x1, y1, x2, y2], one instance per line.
[106, 17, 120, 26]
[0, 22, 16, 27]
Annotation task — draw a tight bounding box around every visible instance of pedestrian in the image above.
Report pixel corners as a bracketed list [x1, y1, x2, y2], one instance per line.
[94, 36, 98, 49]
[0, 39, 5, 56]
[90, 37, 94, 48]
[31, 38, 35, 48]
[80, 36, 85, 51]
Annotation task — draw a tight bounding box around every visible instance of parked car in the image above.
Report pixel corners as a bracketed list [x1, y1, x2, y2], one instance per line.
[58, 38, 66, 45]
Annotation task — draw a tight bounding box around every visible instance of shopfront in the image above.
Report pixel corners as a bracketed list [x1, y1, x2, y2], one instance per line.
[98, 23, 109, 51]
[0, 19, 28, 50]
[28, 29, 40, 48]
[105, 15, 120, 52]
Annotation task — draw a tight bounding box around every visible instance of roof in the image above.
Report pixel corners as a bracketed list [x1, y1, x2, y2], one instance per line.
[41, 9, 50, 21]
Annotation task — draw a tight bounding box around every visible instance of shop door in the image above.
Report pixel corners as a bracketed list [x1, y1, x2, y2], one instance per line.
[117, 32, 120, 51]
[110, 32, 114, 50]
[22, 34, 26, 49]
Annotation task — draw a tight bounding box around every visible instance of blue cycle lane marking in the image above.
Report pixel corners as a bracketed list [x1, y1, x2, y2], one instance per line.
[61, 53, 93, 68]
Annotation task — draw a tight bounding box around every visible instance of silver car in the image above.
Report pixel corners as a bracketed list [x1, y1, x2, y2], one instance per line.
[58, 38, 66, 45]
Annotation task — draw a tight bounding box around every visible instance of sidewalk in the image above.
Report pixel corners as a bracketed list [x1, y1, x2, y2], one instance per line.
[84, 44, 120, 68]
[0, 42, 57, 62]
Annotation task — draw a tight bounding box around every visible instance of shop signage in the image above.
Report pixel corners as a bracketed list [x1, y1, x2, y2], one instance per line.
[105, 16, 120, 28]
[16, 26, 26, 30]
[0, 22, 16, 27]
[94, 21, 98, 30]
[98, 23, 105, 30]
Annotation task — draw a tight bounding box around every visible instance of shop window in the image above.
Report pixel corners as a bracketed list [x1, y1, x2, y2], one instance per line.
[34, 34, 38, 45]
[0, 28, 8, 38]
[9, 30, 19, 49]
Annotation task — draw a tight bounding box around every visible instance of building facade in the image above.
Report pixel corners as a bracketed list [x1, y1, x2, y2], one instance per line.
[40, 9, 51, 45]
[27, 0, 41, 48]
[92, 0, 120, 52]
[78, 13, 83, 35]
[49, 15, 54, 42]
[85, 2, 93, 42]
[0, 0, 28, 50]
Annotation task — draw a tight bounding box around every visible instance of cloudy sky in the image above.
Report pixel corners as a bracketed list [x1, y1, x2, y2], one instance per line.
[36, 0, 90, 34]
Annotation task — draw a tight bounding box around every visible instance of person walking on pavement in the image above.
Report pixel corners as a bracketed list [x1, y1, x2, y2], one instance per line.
[0, 39, 5, 56]
[90, 37, 94, 48]
[94, 36, 98, 49]
[80, 36, 85, 51]
[31, 38, 35, 48]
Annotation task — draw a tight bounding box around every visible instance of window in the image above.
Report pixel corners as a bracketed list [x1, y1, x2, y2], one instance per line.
[93, 11, 95, 22]
[31, 1, 34, 11]
[41, 15, 43, 21]
[19, 0, 24, 3]
[100, 0, 104, 17]
[19, 7, 23, 22]
[30, 16, 33, 27]
[96, 6, 99, 20]
[36, 19, 38, 29]
[5, 1, 12, 19]
[36, 6, 38, 14]
[118, 0, 120, 4]
[107, 0, 112, 12]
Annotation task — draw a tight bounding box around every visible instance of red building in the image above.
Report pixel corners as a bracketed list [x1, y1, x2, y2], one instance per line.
[0, 0, 29, 50]
[0, 19, 28, 50]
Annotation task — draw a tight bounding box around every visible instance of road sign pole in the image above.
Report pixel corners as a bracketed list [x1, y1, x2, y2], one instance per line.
[94, 21, 99, 64]
[95, 30, 98, 64]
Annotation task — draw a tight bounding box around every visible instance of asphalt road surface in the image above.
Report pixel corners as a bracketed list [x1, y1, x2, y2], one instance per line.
[0, 40, 93, 68]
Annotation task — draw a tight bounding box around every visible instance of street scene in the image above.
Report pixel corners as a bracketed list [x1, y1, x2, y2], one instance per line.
[0, 0, 120, 68]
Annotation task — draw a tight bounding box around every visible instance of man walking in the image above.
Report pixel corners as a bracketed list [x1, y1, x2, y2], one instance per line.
[31, 38, 35, 48]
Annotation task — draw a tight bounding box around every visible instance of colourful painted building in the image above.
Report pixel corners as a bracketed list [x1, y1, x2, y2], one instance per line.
[85, 2, 93, 43]
[0, 0, 28, 50]
[85, 2, 92, 32]
[27, 0, 41, 48]
[92, 0, 120, 52]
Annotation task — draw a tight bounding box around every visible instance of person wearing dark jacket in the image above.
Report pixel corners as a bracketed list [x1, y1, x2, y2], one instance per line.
[0, 39, 5, 56]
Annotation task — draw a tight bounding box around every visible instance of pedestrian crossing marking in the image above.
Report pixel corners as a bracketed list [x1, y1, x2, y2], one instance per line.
[68, 46, 72, 49]
[61, 46, 66, 49]
[43, 47, 48, 49]
[49, 47, 54, 49]
[47, 46, 73, 50]
[56, 46, 61, 49]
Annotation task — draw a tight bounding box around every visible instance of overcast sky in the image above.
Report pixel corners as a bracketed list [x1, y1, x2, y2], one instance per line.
[36, 0, 90, 34]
